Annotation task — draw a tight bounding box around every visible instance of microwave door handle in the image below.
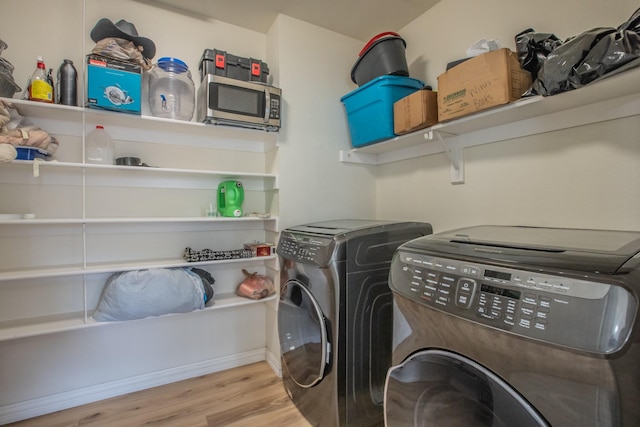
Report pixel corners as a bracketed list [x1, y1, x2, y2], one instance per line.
[263, 88, 271, 123]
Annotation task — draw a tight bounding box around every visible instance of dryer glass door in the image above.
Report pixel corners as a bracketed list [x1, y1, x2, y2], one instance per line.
[278, 279, 330, 388]
[384, 349, 550, 427]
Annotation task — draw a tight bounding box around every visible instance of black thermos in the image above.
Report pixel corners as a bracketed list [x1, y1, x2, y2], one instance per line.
[57, 59, 77, 106]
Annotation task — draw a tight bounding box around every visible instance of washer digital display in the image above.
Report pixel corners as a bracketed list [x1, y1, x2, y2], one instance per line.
[480, 284, 521, 300]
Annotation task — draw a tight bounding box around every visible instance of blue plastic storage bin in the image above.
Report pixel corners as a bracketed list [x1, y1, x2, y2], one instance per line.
[341, 75, 424, 148]
[15, 146, 51, 160]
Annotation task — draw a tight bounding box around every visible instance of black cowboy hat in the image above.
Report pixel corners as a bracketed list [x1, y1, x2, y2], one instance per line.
[90, 18, 156, 60]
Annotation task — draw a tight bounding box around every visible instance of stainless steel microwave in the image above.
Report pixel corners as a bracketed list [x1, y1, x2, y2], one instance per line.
[196, 74, 281, 131]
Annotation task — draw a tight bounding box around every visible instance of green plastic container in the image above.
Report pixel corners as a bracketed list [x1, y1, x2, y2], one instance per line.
[217, 180, 244, 217]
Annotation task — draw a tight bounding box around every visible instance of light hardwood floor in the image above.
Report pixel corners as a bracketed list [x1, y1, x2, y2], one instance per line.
[6, 362, 313, 427]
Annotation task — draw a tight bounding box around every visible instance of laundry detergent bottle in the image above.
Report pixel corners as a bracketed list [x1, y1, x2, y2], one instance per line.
[217, 181, 244, 217]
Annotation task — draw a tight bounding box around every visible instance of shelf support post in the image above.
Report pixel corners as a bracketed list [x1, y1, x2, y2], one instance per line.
[426, 131, 465, 184]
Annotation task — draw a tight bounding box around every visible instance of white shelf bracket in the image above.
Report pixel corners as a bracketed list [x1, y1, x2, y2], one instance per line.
[426, 131, 465, 185]
[339, 149, 378, 165]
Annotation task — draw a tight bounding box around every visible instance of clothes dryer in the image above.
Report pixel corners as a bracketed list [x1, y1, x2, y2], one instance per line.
[277, 219, 433, 427]
[385, 225, 640, 427]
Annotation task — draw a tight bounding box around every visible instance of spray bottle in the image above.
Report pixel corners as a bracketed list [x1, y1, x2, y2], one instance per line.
[28, 56, 53, 103]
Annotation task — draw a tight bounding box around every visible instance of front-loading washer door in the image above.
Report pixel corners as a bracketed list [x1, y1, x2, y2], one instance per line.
[384, 349, 550, 427]
[278, 279, 331, 388]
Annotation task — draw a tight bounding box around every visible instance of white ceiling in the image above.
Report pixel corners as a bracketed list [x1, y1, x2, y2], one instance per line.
[132, 0, 441, 41]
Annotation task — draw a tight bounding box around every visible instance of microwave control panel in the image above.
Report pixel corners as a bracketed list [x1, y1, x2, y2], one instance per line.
[269, 94, 281, 120]
[390, 249, 635, 355]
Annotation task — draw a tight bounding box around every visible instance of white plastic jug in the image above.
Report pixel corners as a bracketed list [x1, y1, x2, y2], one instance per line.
[85, 125, 114, 165]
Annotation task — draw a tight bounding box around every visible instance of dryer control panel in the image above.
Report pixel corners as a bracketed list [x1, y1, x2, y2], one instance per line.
[390, 250, 636, 355]
[277, 232, 335, 265]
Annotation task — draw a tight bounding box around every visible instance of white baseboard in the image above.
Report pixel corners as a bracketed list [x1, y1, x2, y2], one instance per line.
[265, 347, 282, 377]
[0, 348, 267, 425]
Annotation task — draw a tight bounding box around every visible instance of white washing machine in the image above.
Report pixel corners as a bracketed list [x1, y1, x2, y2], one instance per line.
[385, 225, 640, 427]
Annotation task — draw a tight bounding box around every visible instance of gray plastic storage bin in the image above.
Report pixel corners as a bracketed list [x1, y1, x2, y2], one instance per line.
[351, 32, 409, 87]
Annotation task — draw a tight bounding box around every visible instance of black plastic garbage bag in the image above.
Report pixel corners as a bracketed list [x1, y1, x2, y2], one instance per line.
[527, 27, 616, 96]
[620, 6, 640, 33]
[526, 7, 640, 96]
[515, 28, 563, 81]
[574, 6, 640, 84]
[575, 29, 640, 86]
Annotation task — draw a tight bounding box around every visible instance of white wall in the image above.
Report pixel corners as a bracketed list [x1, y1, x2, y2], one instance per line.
[3, 0, 268, 92]
[269, 15, 376, 231]
[0, 0, 278, 421]
[260, 12, 378, 372]
[402, 0, 638, 87]
[376, 0, 640, 233]
[1, 0, 269, 173]
[0, 0, 375, 422]
[3, 0, 639, 421]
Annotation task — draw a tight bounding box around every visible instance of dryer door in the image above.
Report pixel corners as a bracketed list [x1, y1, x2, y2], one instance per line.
[278, 279, 331, 388]
[384, 349, 550, 427]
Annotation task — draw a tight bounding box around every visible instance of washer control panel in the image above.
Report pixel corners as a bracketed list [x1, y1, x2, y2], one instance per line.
[277, 232, 335, 265]
[390, 250, 636, 354]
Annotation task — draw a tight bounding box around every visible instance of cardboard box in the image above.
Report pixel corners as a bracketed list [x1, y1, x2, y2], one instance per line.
[243, 242, 275, 257]
[393, 89, 438, 135]
[437, 48, 531, 122]
[86, 54, 141, 114]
